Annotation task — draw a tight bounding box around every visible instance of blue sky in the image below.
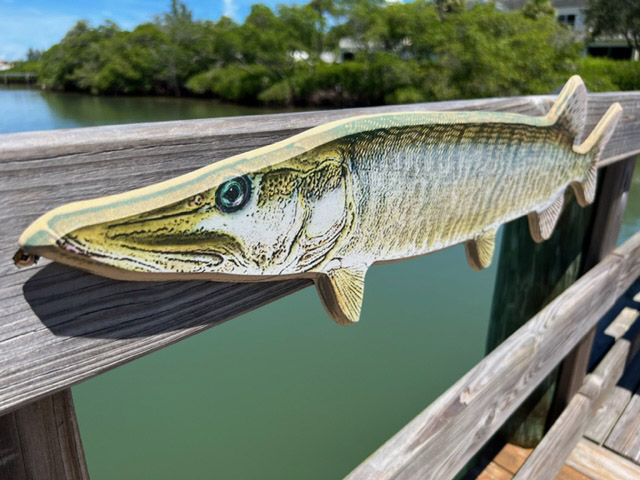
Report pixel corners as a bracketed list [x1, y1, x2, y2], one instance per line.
[1, 0, 300, 60]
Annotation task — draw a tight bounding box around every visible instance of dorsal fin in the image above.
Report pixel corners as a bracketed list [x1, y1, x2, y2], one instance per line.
[315, 266, 367, 325]
[545, 75, 587, 144]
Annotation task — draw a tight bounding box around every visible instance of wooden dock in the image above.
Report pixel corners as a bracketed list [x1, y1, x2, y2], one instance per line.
[0, 72, 37, 84]
[0, 90, 639, 479]
[469, 282, 640, 480]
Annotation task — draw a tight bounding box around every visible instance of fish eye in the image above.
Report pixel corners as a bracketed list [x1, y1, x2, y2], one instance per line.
[215, 175, 252, 213]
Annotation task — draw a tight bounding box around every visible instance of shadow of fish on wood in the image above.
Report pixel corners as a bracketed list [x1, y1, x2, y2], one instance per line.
[15, 76, 622, 325]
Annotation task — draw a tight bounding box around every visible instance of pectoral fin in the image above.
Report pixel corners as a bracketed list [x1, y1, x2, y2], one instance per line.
[316, 266, 367, 325]
[465, 230, 497, 270]
[528, 194, 565, 243]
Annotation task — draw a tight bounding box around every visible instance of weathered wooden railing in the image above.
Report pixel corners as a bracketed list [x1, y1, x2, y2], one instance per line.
[1, 90, 639, 479]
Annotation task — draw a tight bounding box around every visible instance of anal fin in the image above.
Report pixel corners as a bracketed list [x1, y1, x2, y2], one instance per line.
[465, 229, 497, 271]
[528, 194, 565, 243]
[316, 266, 367, 325]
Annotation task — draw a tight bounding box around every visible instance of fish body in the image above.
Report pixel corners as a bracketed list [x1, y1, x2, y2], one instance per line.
[16, 76, 622, 324]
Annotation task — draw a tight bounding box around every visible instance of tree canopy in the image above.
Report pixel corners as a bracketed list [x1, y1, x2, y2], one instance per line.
[32, 0, 584, 105]
[585, 0, 640, 52]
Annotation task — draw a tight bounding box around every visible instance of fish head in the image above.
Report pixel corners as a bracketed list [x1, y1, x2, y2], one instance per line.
[17, 142, 353, 281]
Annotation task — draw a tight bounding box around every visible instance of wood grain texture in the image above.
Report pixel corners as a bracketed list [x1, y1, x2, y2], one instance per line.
[471, 442, 591, 480]
[603, 307, 639, 342]
[567, 439, 640, 480]
[604, 385, 640, 463]
[585, 350, 640, 444]
[554, 466, 592, 480]
[345, 247, 626, 480]
[512, 296, 640, 480]
[513, 393, 591, 480]
[0, 389, 88, 480]
[493, 443, 532, 473]
[474, 462, 513, 480]
[612, 230, 640, 299]
[513, 334, 632, 480]
[1, 95, 639, 415]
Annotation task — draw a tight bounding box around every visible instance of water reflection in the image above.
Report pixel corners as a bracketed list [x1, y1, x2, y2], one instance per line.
[0, 85, 310, 133]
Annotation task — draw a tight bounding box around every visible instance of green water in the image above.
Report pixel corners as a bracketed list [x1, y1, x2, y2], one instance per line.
[2, 85, 639, 479]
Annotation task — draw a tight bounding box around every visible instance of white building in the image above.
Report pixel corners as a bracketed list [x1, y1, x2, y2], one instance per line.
[499, 0, 637, 60]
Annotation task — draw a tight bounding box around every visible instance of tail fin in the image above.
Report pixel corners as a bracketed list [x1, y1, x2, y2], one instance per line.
[545, 75, 588, 145]
[571, 102, 623, 206]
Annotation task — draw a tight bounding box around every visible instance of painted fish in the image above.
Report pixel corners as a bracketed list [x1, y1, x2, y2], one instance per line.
[15, 76, 622, 325]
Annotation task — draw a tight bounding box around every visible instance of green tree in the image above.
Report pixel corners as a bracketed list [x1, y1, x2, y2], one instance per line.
[522, 0, 555, 20]
[585, 0, 640, 53]
[39, 20, 119, 91]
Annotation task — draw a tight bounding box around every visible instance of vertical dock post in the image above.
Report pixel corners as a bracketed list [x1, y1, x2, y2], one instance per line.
[487, 191, 593, 446]
[0, 389, 89, 480]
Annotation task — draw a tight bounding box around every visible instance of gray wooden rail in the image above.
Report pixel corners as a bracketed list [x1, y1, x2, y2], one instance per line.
[1, 90, 640, 479]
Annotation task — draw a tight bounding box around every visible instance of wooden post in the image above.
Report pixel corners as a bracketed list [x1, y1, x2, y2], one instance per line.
[487, 191, 594, 447]
[0, 389, 89, 480]
[549, 156, 637, 422]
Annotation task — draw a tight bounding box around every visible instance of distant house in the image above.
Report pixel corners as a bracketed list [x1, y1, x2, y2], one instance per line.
[0, 60, 13, 71]
[499, 0, 638, 60]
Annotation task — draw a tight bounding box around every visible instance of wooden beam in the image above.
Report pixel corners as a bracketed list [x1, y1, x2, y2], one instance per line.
[566, 439, 640, 480]
[585, 350, 640, 444]
[512, 299, 640, 479]
[604, 384, 640, 463]
[512, 340, 629, 479]
[0, 389, 88, 480]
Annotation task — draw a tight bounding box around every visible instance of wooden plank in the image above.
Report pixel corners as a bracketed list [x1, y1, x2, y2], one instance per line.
[554, 465, 592, 480]
[613, 229, 640, 299]
[0, 267, 309, 414]
[513, 316, 636, 480]
[478, 463, 513, 480]
[550, 157, 636, 424]
[466, 461, 514, 480]
[567, 439, 640, 480]
[344, 250, 623, 480]
[0, 389, 88, 480]
[585, 351, 640, 444]
[512, 392, 592, 480]
[493, 443, 531, 473]
[603, 307, 639, 342]
[604, 385, 640, 463]
[473, 443, 590, 480]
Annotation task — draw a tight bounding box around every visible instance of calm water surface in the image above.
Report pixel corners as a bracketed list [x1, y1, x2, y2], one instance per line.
[3, 86, 639, 479]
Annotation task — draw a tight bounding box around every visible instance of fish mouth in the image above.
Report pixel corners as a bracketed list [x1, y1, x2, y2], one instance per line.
[56, 232, 228, 274]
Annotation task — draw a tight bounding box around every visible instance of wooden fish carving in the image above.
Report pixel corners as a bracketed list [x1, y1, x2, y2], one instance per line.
[15, 76, 622, 325]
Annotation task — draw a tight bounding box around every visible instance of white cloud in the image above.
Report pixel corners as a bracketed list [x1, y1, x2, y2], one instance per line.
[223, 0, 236, 19]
